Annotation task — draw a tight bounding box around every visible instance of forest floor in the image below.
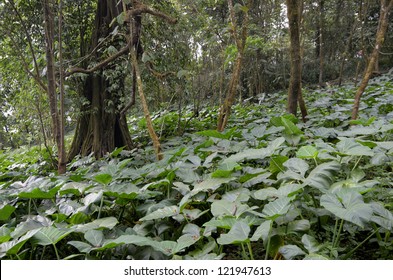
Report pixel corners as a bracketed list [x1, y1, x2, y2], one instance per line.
[0, 70, 393, 260]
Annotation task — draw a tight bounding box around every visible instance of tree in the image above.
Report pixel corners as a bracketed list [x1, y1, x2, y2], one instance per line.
[286, 0, 307, 121]
[351, 0, 393, 120]
[217, 0, 250, 132]
[66, 0, 176, 160]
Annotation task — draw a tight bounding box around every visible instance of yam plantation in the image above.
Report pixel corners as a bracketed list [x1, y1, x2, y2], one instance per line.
[0, 0, 393, 260]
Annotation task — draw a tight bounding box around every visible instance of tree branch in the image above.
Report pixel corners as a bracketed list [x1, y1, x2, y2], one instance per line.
[65, 43, 130, 76]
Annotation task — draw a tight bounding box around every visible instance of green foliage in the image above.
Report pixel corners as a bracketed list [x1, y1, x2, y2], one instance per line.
[1, 73, 393, 260]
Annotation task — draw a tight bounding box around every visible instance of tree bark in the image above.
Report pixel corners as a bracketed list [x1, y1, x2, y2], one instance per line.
[67, 0, 177, 161]
[286, 0, 307, 121]
[217, 0, 249, 132]
[68, 0, 132, 160]
[351, 0, 393, 120]
[43, 0, 66, 173]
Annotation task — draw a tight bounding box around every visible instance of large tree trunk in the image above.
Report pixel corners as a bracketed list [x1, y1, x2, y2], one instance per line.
[351, 0, 393, 120]
[68, 0, 133, 160]
[286, 0, 307, 121]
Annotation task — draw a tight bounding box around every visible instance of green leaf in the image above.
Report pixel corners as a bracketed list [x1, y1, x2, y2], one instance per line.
[0, 204, 15, 220]
[320, 190, 373, 227]
[84, 230, 104, 247]
[217, 221, 250, 245]
[94, 173, 113, 185]
[177, 69, 189, 79]
[32, 227, 73, 246]
[304, 161, 341, 191]
[301, 234, 320, 253]
[73, 217, 118, 233]
[117, 11, 126, 25]
[296, 145, 318, 159]
[211, 169, 233, 178]
[262, 197, 291, 220]
[284, 158, 309, 176]
[211, 200, 237, 217]
[279, 245, 306, 259]
[139, 205, 179, 221]
[191, 177, 234, 195]
[250, 220, 272, 242]
[336, 138, 374, 156]
[1, 229, 40, 256]
[196, 128, 236, 140]
[110, 146, 125, 157]
[68, 241, 93, 253]
[18, 185, 61, 199]
[281, 117, 303, 135]
[269, 155, 288, 174]
[104, 183, 139, 199]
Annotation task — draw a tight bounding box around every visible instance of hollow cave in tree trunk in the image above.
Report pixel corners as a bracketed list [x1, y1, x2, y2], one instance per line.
[68, 0, 133, 161]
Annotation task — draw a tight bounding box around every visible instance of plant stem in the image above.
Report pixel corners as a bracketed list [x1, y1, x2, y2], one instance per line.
[342, 228, 379, 259]
[333, 219, 344, 249]
[352, 156, 363, 171]
[264, 221, 273, 260]
[98, 195, 104, 219]
[331, 218, 339, 250]
[53, 244, 60, 260]
[246, 241, 254, 260]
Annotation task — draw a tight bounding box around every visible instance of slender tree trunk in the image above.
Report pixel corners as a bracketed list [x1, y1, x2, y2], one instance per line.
[217, 0, 249, 132]
[43, 0, 65, 172]
[57, 0, 66, 174]
[286, 0, 307, 122]
[318, 0, 325, 87]
[351, 0, 393, 120]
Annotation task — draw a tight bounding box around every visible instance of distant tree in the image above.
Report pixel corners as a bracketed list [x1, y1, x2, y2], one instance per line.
[286, 0, 307, 121]
[352, 0, 393, 120]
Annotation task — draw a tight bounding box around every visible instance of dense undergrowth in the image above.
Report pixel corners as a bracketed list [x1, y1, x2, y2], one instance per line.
[0, 73, 393, 260]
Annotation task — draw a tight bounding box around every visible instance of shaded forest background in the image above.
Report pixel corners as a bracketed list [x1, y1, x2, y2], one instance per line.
[1, 0, 393, 163]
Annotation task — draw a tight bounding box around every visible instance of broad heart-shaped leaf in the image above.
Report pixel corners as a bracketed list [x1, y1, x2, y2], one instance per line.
[94, 173, 113, 185]
[18, 185, 61, 199]
[217, 220, 250, 245]
[301, 234, 320, 254]
[196, 128, 237, 139]
[269, 155, 288, 174]
[73, 217, 118, 233]
[59, 182, 90, 196]
[296, 145, 318, 159]
[191, 177, 234, 195]
[32, 226, 74, 246]
[68, 241, 93, 253]
[0, 204, 15, 220]
[336, 138, 374, 156]
[370, 202, 393, 230]
[104, 183, 139, 199]
[222, 137, 285, 164]
[250, 220, 272, 242]
[211, 200, 237, 217]
[110, 146, 125, 157]
[254, 184, 302, 201]
[139, 205, 179, 221]
[320, 190, 373, 227]
[303, 161, 341, 192]
[281, 117, 303, 135]
[0, 229, 40, 257]
[262, 197, 291, 220]
[279, 245, 306, 260]
[283, 158, 309, 177]
[84, 230, 104, 247]
[101, 234, 196, 256]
